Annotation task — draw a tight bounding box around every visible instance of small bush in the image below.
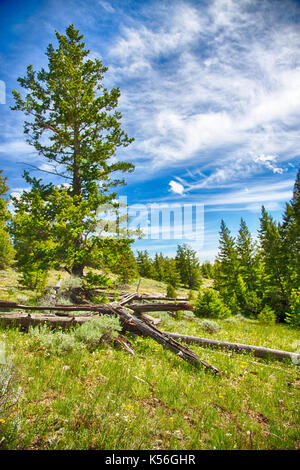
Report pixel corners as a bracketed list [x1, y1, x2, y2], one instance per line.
[223, 316, 239, 324]
[60, 275, 82, 290]
[198, 319, 221, 333]
[0, 225, 15, 270]
[19, 269, 48, 291]
[235, 313, 248, 322]
[83, 272, 112, 289]
[74, 316, 122, 349]
[28, 324, 81, 355]
[285, 289, 300, 328]
[188, 290, 195, 301]
[194, 288, 231, 319]
[92, 295, 109, 304]
[166, 284, 177, 298]
[0, 363, 21, 423]
[257, 306, 277, 325]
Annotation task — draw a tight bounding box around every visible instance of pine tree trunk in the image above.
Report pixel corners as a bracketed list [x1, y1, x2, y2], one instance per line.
[71, 264, 84, 277]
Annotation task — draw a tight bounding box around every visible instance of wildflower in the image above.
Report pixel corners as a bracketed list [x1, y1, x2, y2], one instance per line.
[0, 419, 5, 424]
[218, 394, 224, 398]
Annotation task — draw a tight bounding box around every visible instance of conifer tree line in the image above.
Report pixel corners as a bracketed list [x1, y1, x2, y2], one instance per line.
[213, 166, 299, 326]
[125, 168, 300, 327]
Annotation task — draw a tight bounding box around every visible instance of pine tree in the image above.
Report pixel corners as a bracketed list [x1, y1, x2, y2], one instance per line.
[201, 261, 214, 279]
[136, 250, 156, 279]
[153, 253, 165, 281]
[10, 25, 134, 278]
[280, 166, 300, 292]
[0, 170, 15, 270]
[258, 206, 288, 318]
[236, 218, 257, 290]
[164, 257, 181, 287]
[214, 220, 239, 309]
[175, 244, 201, 289]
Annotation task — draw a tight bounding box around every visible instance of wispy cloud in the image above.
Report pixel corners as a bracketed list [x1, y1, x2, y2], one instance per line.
[98, 1, 115, 13]
[107, 0, 300, 185]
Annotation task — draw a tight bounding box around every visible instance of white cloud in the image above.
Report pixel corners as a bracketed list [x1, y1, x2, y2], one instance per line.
[253, 154, 284, 174]
[0, 140, 32, 154]
[169, 180, 184, 195]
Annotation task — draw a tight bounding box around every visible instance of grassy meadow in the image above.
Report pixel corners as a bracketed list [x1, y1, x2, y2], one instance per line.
[0, 269, 299, 450]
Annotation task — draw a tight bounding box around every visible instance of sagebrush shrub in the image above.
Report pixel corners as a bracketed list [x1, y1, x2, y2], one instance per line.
[28, 324, 81, 354]
[0, 364, 21, 422]
[74, 316, 122, 349]
[198, 319, 221, 333]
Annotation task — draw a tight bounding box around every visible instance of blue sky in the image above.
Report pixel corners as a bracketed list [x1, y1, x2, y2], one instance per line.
[0, 0, 299, 261]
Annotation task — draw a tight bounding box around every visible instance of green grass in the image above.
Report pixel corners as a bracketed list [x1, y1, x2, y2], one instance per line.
[0, 316, 299, 450]
[0, 269, 299, 450]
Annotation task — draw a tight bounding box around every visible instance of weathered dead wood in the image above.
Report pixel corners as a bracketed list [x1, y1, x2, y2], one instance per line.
[107, 303, 220, 374]
[0, 299, 192, 314]
[114, 334, 135, 355]
[130, 302, 193, 313]
[138, 296, 188, 301]
[0, 312, 91, 329]
[164, 332, 300, 363]
[119, 293, 140, 305]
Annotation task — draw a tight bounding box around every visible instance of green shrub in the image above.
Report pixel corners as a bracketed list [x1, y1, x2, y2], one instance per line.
[166, 284, 177, 298]
[19, 269, 48, 291]
[223, 316, 239, 324]
[60, 275, 82, 290]
[74, 316, 122, 349]
[28, 324, 81, 354]
[0, 225, 15, 269]
[194, 288, 231, 319]
[257, 306, 277, 325]
[188, 290, 195, 301]
[0, 363, 21, 423]
[198, 319, 221, 333]
[83, 272, 112, 289]
[92, 295, 109, 304]
[285, 289, 300, 327]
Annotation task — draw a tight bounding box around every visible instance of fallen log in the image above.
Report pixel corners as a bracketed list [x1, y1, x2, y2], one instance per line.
[0, 307, 219, 374]
[0, 299, 193, 314]
[137, 296, 188, 301]
[164, 332, 300, 363]
[0, 312, 91, 328]
[108, 303, 220, 374]
[130, 302, 193, 313]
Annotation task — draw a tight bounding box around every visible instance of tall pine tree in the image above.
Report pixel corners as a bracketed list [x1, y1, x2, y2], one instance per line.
[175, 244, 201, 289]
[0, 170, 14, 269]
[11, 25, 134, 278]
[258, 206, 288, 318]
[214, 220, 239, 310]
